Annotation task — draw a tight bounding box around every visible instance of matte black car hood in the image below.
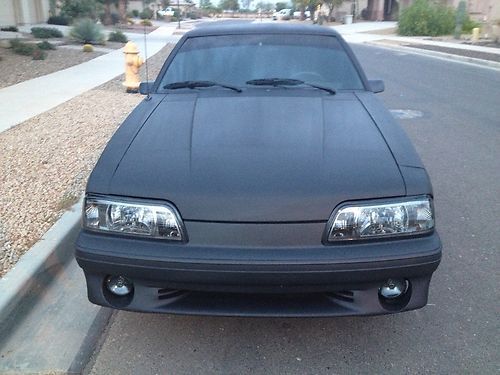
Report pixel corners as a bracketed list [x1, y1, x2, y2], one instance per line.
[96, 92, 406, 222]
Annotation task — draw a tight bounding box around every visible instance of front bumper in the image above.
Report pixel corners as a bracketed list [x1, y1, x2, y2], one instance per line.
[75, 229, 441, 317]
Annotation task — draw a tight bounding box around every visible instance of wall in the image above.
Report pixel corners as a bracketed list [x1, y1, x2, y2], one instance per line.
[0, 0, 50, 25]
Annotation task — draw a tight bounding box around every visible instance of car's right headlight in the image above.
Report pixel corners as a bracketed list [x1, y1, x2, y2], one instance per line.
[326, 196, 434, 242]
[83, 195, 185, 241]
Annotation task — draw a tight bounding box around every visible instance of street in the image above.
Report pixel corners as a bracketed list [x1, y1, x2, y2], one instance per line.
[84, 41, 500, 374]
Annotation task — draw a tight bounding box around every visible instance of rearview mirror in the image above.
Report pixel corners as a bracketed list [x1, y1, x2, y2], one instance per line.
[139, 81, 154, 95]
[368, 80, 385, 93]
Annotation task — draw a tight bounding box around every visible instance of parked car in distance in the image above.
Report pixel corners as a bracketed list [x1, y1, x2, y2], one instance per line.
[76, 24, 441, 317]
[293, 10, 311, 18]
[273, 8, 292, 20]
[158, 7, 175, 17]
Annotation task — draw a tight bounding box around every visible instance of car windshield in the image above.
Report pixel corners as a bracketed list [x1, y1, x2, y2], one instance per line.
[159, 34, 365, 91]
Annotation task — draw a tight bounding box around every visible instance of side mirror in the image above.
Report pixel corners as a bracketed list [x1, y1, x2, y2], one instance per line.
[139, 81, 154, 95]
[368, 79, 385, 93]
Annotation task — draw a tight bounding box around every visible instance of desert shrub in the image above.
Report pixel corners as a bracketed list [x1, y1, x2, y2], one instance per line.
[82, 43, 94, 52]
[10, 40, 36, 55]
[398, 0, 455, 36]
[9, 39, 22, 49]
[10, 39, 51, 59]
[108, 30, 128, 43]
[37, 40, 56, 50]
[1, 26, 18, 32]
[31, 27, 63, 38]
[70, 18, 104, 44]
[140, 19, 153, 26]
[186, 12, 201, 19]
[462, 15, 480, 33]
[32, 48, 47, 60]
[47, 15, 70, 25]
[140, 9, 153, 19]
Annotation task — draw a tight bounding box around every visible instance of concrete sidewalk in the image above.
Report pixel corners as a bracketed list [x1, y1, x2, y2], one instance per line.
[0, 25, 180, 134]
[330, 21, 500, 68]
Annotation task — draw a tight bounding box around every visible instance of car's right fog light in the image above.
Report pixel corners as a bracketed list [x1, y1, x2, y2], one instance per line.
[379, 278, 408, 300]
[106, 275, 133, 296]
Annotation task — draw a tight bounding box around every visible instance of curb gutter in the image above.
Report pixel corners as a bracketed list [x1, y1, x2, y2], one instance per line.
[0, 197, 113, 375]
[367, 41, 500, 70]
[0, 198, 82, 324]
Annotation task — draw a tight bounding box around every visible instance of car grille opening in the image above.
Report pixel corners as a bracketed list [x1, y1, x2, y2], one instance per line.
[325, 291, 354, 303]
[157, 288, 185, 300]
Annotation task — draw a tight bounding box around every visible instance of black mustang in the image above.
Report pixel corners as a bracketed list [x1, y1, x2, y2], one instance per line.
[76, 23, 441, 317]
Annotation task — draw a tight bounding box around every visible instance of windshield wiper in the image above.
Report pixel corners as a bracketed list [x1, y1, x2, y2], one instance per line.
[163, 80, 242, 93]
[246, 78, 336, 95]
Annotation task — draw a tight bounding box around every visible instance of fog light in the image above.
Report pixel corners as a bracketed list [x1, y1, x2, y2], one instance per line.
[106, 275, 133, 296]
[379, 278, 408, 300]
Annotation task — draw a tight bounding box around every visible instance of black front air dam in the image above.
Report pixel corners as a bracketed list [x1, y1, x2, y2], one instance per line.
[76, 231, 441, 317]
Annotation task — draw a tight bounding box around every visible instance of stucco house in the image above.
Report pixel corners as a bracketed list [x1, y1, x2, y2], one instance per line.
[0, 0, 50, 26]
[339, 0, 500, 22]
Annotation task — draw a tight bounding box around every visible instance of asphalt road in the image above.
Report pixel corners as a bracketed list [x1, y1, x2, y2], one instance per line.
[86, 44, 500, 374]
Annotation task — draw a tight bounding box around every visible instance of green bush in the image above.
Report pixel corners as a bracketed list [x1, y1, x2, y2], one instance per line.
[10, 40, 36, 55]
[141, 19, 153, 26]
[108, 30, 128, 43]
[9, 38, 22, 49]
[60, 0, 99, 19]
[32, 48, 47, 60]
[37, 40, 56, 50]
[1, 26, 18, 32]
[186, 12, 201, 19]
[10, 39, 51, 59]
[128, 10, 140, 18]
[47, 15, 70, 25]
[462, 15, 480, 33]
[398, 0, 455, 36]
[70, 18, 104, 44]
[140, 9, 153, 19]
[31, 27, 63, 38]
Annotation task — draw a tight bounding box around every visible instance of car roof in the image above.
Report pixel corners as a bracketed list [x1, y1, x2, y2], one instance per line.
[184, 23, 341, 38]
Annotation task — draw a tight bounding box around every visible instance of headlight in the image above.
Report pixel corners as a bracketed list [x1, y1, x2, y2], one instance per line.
[327, 197, 434, 242]
[83, 195, 185, 241]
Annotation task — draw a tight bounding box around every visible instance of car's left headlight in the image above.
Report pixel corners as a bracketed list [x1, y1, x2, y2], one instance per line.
[326, 197, 434, 242]
[83, 195, 185, 241]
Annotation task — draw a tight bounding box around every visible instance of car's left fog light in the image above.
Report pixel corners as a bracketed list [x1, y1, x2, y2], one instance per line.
[106, 275, 133, 296]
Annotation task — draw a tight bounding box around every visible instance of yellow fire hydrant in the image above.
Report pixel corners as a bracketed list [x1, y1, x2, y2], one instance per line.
[123, 41, 143, 92]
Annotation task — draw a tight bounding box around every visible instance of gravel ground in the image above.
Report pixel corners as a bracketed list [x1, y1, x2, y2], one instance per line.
[0, 45, 106, 89]
[0, 43, 174, 277]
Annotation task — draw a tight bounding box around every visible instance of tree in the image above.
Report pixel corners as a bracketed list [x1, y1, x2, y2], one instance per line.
[96, 0, 114, 25]
[292, 0, 312, 19]
[323, 0, 343, 22]
[241, 0, 251, 9]
[118, 0, 127, 22]
[219, 0, 239, 11]
[255, 1, 274, 11]
[61, 0, 100, 19]
[200, 0, 214, 8]
[275, 2, 288, 11]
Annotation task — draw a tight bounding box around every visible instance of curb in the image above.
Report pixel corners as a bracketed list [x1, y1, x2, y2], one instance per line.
[366, 41, 500, 70]
[0, 197, 82, 325]
[0, 197, 115, 375]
